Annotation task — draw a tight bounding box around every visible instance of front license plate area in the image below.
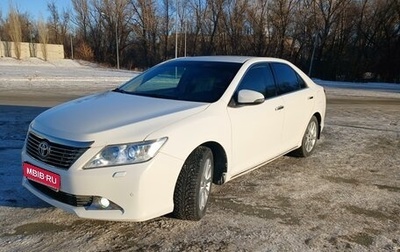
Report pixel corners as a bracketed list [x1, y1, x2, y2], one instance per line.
[23, 163, 61, 191]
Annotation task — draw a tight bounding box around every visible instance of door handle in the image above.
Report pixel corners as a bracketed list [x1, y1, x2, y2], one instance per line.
[308, 96, 314, 100]
[275, 105, 284, 111]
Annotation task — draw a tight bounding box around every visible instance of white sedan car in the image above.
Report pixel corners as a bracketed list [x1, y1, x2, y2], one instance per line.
[22, 56, 326, 221]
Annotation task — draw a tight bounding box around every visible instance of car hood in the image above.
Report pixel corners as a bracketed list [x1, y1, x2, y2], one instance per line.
[31, 91, 208, 145]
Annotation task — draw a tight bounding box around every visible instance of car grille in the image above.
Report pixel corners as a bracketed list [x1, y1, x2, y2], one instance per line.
[26, 132, 89, 169]
[29, 180, 93, 207]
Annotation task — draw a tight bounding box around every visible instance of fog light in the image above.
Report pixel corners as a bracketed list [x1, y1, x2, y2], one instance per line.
[87, 196, 123, 212]
[99, 197, 110, 208]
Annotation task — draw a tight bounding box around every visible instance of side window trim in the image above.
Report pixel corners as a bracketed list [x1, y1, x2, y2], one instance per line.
[265, 63, 278, 98]
[296, 72, 308, 89]
[264, 63, 278, 98]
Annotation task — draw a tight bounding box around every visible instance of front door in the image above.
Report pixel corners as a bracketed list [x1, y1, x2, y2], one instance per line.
[227, 64, 285, 175]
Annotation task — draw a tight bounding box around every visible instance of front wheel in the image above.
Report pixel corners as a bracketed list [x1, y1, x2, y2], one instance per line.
[292, 116, 319, 157]
[173, 146, 214, 220]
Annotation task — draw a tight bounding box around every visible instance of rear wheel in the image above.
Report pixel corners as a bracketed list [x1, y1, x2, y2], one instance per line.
[173, 146, 214, 220]
[293, 116, 319, 157]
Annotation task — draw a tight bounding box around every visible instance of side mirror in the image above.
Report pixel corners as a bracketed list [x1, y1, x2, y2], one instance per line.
[237, 89, 265, 105]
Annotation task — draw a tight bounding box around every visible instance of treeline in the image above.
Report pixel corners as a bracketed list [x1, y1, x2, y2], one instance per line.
[0, 0, 399, 82]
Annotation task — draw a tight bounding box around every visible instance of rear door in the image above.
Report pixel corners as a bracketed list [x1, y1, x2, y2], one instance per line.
[271, 63, 316, 150]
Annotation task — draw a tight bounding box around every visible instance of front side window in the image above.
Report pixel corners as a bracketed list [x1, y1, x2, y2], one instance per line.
[237, 64, 277, 99]
[117, 61, 242, 103]
[272, 63, 305, 95]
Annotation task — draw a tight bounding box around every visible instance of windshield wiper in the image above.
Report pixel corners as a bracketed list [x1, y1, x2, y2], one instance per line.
[113, 89, 176, 100]
[113, 88, 131, 94]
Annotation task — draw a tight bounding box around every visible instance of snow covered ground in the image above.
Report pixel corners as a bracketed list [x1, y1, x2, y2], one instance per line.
[315, 79, 400, 94]
[0, 58, 137, 106]
[0, 58, 399, 251]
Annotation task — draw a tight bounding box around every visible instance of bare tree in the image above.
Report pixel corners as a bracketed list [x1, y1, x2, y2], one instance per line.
[37, 18, 49, 60]
[193, 0, 224, 55]
[72, 0, 90, 40]
[246, 0, 270, 56]
[47, 1, 61, 43]
[221, 0, 248, 54]
[32, 0, 397, 81]
[75, 39, 93, 61]
[7, 5, 22, 59]
[187, 0, 208, 55]
[130, 0, 159, 66]
[159, 0, 173, 59]
[268, 0, 296, 57]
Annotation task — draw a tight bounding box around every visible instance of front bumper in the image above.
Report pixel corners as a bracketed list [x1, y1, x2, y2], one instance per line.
[22, 147, 183, 222]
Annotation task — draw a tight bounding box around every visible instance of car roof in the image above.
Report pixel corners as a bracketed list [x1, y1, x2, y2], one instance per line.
[173, 56, 285, 64]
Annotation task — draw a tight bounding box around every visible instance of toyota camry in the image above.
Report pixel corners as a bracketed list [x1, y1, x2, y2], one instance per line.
[22, 56, 326, 221]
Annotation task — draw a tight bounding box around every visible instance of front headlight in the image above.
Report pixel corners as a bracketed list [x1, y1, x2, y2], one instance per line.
[84, 137, 168, 169]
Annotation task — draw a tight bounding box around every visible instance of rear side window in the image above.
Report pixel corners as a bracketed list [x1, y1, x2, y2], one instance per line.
[271, 63, 306, 95]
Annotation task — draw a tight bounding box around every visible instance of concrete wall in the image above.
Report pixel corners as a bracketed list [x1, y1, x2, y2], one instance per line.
[0, 41, 64, 60]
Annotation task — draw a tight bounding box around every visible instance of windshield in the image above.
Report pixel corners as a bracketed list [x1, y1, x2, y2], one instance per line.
[117, 60, 242, 103]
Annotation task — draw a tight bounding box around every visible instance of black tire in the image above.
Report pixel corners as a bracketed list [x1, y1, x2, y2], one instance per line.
[292, 116, 319, 157]
[173, 146, 214, 220]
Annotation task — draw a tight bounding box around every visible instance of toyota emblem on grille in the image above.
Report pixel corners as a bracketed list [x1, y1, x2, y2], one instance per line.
[38, 141, 51, 158]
